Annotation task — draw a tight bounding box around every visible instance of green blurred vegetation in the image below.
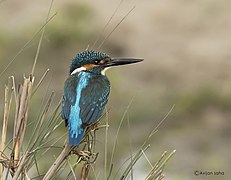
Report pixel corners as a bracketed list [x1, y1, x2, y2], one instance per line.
[47, 4, 94, 48]
[175, 86, 231, 115]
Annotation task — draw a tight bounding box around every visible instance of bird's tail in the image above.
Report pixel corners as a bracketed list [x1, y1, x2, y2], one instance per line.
[68, 129, 84, 145]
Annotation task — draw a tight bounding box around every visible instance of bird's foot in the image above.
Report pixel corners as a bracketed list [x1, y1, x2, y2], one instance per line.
[78, 150, 91, 159]
[73, 149, 99, 163]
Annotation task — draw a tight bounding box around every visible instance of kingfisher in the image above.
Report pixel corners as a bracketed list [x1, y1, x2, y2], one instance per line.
[61, 50, 143, 145]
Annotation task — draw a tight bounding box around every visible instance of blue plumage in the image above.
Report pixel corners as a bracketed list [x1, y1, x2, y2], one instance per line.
[66, 72, 89, 144]
[62, 50, 143, 145]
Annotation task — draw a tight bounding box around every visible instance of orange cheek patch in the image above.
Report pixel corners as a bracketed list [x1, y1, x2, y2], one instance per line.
[83, 64, 98, 70]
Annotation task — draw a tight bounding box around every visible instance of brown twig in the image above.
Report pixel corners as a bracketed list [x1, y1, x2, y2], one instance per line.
[12, 75, 34, 173]
[42, 144, 73, 180]
[80, 162, 90, 180]
[12, 151, 28, 180]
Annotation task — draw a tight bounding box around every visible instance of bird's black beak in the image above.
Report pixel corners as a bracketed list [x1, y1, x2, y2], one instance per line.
[104, 58, 143, 67]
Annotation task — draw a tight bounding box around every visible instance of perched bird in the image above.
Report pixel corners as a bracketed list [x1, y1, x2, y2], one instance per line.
[61, 50, 143, 145]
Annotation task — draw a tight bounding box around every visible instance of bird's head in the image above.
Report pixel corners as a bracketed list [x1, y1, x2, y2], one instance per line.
[69, 50, 143, 75]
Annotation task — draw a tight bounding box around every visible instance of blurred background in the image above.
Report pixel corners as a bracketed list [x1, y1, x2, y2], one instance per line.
[0, 0, 231, 179]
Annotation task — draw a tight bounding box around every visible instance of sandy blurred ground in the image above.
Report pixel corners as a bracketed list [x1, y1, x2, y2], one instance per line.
[0, 0, 231, 179]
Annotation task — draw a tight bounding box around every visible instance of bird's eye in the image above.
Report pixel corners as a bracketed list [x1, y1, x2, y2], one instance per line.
[94, 58, 111, 65]
[101, 59, 110, 64]
[94, 60, 100, 64]
[99, 58, 111, 64]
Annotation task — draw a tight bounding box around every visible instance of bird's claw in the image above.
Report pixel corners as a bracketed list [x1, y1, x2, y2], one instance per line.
[78, 150, 91, 158]
[88, 152, 99, 163]
[73, 150, 98, 163]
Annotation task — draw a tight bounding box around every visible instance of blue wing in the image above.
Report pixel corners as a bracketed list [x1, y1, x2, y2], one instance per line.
[61, 75, 78, 125]
[61, 72, 110, 145]
[62, 75, 84, 145]
[79, 74, 110, 125]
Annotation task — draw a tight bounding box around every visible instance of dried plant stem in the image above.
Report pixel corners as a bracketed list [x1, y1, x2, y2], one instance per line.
[91, 0, 124, 49]
[0, 85, 12, 179]
[80, 162, 90, 180]
[108, 98, 134, 178]
[145, 150, 176, 180]
[12, 75, 34, 172]
[43, 144, 73, 180]
[12, 151, 28, 180]
[31, 0, 54, 75]
[1, 86, 10, 149]
[97, 6, 135, 49]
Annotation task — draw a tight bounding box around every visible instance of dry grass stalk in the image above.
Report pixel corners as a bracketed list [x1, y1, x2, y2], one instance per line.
[0, 84, 13, 179]
[80, 162, 90, 180]
[12, 150, 28, 180]
[43, 126, 99, 180]
[43, 144, 73, 180]
[12, 75, 34, 173]
[145, 150, 176, 180]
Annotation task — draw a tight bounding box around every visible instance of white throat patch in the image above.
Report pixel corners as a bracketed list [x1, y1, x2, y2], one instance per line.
[71, 66, 110, 75]
[71, 67, 87, 75]
[101, 67, 110, 75]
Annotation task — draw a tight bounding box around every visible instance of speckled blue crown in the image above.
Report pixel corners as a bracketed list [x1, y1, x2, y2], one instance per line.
[70, 50, 110, 74]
